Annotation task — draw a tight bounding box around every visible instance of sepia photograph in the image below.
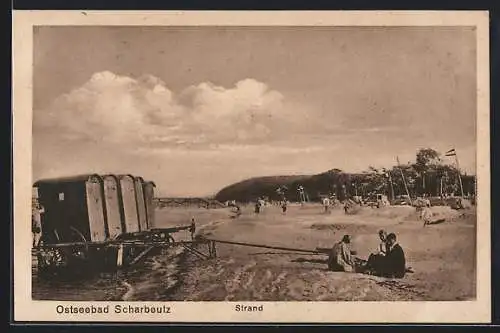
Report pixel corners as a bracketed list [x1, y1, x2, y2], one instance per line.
[13, 11, 490, 323]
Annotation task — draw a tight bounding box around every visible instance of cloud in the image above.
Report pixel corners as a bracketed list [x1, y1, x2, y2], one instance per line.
[32, 71, 336, 193]
[35, 71, 298, 149]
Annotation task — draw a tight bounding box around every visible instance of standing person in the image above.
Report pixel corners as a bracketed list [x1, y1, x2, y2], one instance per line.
[328, 235, 357, 272]
[343, 201, 349, 214]
[258, 197, 266, 213]
[330, 195, 337, 207]
[32, 202, 43, 247]
[281, 200, 288, 214]
[32, 216, 41, 247]
[421, 205, 433, 227]
[322, 196, 331, 213]
[254, 200, 261, 214]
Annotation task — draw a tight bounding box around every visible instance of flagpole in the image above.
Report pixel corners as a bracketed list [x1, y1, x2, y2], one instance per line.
[396, 156, 412, 205]
[440, 177, 443, 197]
[445, 148, 465, 199]
[454, 153, 465, 199]
[388, 172, 395, 201]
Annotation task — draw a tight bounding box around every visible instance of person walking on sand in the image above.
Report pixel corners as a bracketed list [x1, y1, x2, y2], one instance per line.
[328, 235, 357, 272]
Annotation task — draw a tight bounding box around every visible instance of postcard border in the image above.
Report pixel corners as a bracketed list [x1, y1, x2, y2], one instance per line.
[12, 10, 491, 323]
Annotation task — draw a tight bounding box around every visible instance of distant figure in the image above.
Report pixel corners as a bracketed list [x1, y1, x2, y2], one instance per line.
[258, 198, 266, 212]
[254, 201, 261, 214]
[328, 235, 356, 272]
[421, 206, 433, 227]
[32, 216, 41, 247]
[322, 197, 331, 213]
[330, 196, 337, 207]
[231, 204, 241, 219]
[343, 202, 349, 214]
[32, 203, 43, 247]
[281, 200, 288, 214]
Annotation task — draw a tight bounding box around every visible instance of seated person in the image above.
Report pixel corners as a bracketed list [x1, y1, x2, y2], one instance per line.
[376, 229, 387, 255]
[368, 233, 406, 278]
[365, 230, 388, 273]
[328, 235, 359, 273]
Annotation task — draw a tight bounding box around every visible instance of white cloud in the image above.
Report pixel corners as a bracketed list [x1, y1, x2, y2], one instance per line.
[32, 71, 335, 194]
[35, 71, 292, 148]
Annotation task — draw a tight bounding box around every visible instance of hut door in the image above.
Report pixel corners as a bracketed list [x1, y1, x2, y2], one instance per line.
[143, 183, 155, 229]
[103, 178, 123, 239]
[86, 181, 107, 242]
[135, 180, 148, 231]
[120, 177, 140, 233]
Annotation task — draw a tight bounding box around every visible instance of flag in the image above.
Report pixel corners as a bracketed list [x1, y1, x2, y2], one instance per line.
[445, 148, 456, 157]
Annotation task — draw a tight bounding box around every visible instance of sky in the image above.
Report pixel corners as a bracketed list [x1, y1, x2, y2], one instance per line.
[32, 26, 477, 197]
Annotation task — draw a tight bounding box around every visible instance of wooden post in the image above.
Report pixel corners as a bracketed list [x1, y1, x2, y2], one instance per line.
[396, 156, 412, 205]
[422, 172, 426, 196]
[387, 172, 395, 201]
[440, 177, 443, 198]
[116, 244, 124, 267]
[454, 153, 465, 199]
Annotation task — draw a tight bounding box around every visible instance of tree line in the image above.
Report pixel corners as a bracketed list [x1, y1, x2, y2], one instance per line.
[215, 148, 476, 203]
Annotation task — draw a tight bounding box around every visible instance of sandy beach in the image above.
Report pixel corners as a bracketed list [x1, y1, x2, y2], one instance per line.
[33, 203, 476, 302]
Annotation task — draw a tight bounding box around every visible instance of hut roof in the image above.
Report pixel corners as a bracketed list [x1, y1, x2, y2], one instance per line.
[33, 174, 102, 187]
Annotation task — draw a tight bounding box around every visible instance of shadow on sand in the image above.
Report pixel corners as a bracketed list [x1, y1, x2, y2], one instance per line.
[426, 218, 447, 226]
[291, 257, 329, 265]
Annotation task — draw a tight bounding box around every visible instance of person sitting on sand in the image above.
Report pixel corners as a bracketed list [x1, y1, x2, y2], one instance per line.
[368, 233, 406, 278]
[328, 235, 358, 273]
[365, 230, 388, 274]
[374, 229, 388, 255]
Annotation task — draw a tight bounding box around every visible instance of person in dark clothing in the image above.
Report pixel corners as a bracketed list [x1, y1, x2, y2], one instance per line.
[281, 200, 288, 214]
[254, 201, 261, 214]
[380, 233, 406, 278]
[365, 233, 406, 278]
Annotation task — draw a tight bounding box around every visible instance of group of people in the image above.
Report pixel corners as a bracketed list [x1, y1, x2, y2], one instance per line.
[328, 230, 407, 279]
[256, 198, 289, 214]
